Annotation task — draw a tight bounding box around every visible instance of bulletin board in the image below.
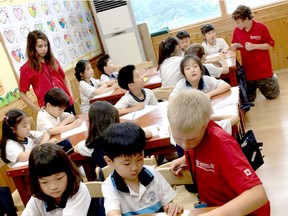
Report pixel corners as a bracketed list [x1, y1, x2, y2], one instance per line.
[0, 0, 102, 80]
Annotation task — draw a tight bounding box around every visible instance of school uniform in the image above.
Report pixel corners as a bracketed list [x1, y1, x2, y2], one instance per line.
[21, 182, 91, 216]
[114, 88, 158, 109]
[159, 56, 183, 87]
[5, 131, 44, 167]
[203, 63, 222, 78]
[100, 72, 118, 83]
[37, 109, 72, 131]
[19, 60, 74, 107]
[202, 38, 229, 56]
[79, 78, 101, 113]
[102, 166, 176, 216]
[170, 76, 227, 97]
[184, 120, 270, 215]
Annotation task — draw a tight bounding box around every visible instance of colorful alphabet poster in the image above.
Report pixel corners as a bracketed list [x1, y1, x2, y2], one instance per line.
[0, 0, 101, 76]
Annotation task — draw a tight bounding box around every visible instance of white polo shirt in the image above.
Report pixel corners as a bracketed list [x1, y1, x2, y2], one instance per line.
[102, 165, 176, 216]
[114, 88, 158, 109]
[22, 182, 90, 216]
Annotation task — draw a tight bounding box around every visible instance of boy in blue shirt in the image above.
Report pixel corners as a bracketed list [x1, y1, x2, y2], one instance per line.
[100, 122, 183, 216]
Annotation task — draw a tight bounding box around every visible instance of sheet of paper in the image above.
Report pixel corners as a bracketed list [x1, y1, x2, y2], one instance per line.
[92, 90, 114, 99]
[144, 124, 170, 137]
[213, 103, 238, 116]
[61, 121, 87, 139]
[120, 105, 158, 120]
[148, 76, 161, 83]
[12, 161, 28, 168]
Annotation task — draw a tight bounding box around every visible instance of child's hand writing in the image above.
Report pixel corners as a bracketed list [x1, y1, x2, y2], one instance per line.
[132, 103, 144, 112]
[164, 202, 183, 216]
[71, 118, 83, 128]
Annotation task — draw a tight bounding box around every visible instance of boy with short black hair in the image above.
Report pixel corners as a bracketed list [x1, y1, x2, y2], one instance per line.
[100, 122, 183, 216]
[114, 65, 158, 116]
[168, 89, 270, 215]
[96, 54, 121, 84]
[176, 30, 190, 52]
[37, 88, 82, 135]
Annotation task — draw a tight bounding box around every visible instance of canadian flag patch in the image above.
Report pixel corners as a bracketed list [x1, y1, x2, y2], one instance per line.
[244, 169, 252, 176]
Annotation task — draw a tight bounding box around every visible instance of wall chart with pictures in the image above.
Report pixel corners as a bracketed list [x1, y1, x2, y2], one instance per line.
[0, 0, 101, 78]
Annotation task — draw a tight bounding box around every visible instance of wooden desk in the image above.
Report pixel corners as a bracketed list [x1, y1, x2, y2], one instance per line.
[6, 88, 241, 206]
[90, 67, 161, 105]
[141, 207, 217, 216]
[207, 50, 238, 87]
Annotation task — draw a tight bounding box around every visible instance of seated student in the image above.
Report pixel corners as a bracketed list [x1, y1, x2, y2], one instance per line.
[97, 54, 121, 84]
[74, 101, 152, 169]
[37, 88, 83, 135]
[176, 30, 191, 53]
[185, 43, 229, 78]
[0, 109, 55, 167]
[22, 143, 91, 216]
[200, 23, 229, 56]
[99, 122, 183, 216]
[157, 36, 183, 88]
[169, 54, 231, 99]
[75, 59, 118, 113]
[168, 89, 270, 215]
[114, 65, 158, 116]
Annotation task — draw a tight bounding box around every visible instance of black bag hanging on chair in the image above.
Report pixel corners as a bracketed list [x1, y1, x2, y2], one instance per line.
[237, 130, 264, 171]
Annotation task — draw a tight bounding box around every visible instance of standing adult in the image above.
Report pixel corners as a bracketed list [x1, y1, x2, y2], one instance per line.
[231, 5, 280, 102]
[19, 30, 75, 114]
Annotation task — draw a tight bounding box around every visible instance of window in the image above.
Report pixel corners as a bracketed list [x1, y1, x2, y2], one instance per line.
[225, 0, 283, 14]
[130, 0, 221, 34]
[130, 0, 283, 34]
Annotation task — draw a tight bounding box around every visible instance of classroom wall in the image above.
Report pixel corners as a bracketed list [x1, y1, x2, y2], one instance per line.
[151, 2, 288, 71]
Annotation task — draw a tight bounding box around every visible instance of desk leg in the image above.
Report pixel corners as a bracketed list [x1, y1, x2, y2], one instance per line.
[229, 68, 238, 87]
[11, 176, 30, 206]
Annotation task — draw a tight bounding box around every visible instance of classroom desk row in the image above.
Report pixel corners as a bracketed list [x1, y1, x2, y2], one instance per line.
[141, 207, 217, 216]
[90, 50, 239, 105]
[6, 87, 242, 206]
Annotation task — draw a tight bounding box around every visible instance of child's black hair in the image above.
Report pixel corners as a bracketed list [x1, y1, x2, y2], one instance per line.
[99, 122, 146, 160]
[27, 143, 81, 201]
[117, 65, 135, 91]
[176, 30, 190, 40]
[180, 54, 205, 77]
[200, 24, 215, 35]
[44, 88, 70, 108]
[0, 109, 27, 163]
[97, 54, 110, 74]
[75, 59, 89, 81]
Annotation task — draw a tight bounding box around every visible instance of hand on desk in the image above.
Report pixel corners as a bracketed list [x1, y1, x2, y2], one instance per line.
[169, 156, 187, 176]
[163, 202, 183, 216]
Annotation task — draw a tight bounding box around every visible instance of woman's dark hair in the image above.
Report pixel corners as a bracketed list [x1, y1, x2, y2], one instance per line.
[180, 54, 205, 77]
[99, 122, 146, 160]
[75, 60, 89, 81]
[26, 30, 57, 72]
[86, 101, 119, 148]
[232, 5, 253, 21]
[0, 109, 27, 163]
[157, 36, 179, 70]
[27, 143, 81, 201]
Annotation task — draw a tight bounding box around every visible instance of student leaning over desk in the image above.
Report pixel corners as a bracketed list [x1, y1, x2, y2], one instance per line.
[169, 54, 231, 100]
[168, 89, 270, 216]
[157, 36, 184, 88]
[22, 143, 91, 216]
[37, 88, 82, 136]
[0, 109, 55, 167]
[75, 59, 118, 113]
[114, 65, 158, 116]
[100, 122, 183, 216]
[19, 30, 75, 114]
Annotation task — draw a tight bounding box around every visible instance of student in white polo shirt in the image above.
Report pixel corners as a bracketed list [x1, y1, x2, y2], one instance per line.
[100, 122, 183, 216]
